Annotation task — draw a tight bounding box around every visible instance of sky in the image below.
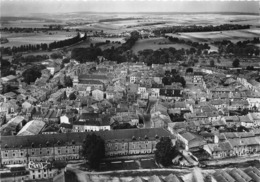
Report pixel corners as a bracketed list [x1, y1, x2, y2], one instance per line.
[1, 0, 259, 16]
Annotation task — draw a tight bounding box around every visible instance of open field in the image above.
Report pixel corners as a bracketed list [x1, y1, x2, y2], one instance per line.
[0, 31, 77, 47]
[61, 13, 260, 34]
[132, 37, 192, 54]
[0, 20, 65, 28]
[166, 28, 260, 43]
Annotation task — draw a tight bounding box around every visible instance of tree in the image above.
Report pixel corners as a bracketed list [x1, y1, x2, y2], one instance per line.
[210, 60, 215, 67]
[64, 76, 73, 87]
[232, 58, 240, 67]
[155, 137, 179, 167]
[69, 93, 77, 100]
[82, 133, 105, 170]
[186, 68, 193, 73]
[62, 58, 70, 64]
[22, 65, 46, 84]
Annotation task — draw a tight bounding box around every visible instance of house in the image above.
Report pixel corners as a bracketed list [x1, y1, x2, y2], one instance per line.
[60, 123, 73, 133]
[193, 72, 204, 84]
[17, 120, 46, 136]
[159, 88, 183, 101]
[78, 113, 100, 122]
[129, 72, 142, 83]
[200, 132, 219, 144]
[46, 60, 61, 75]
[41, 125, 60, 135]
[178, 131, 206, 151]
[229, 100, 250, 111]
[137, 86, 147, 95]
[203, 141, 233, 159]
[248, 112, 260, 127]
[228, 137, 260, 156]
[60, 114, 75, 124]
[239, 115, 254, 128]
[223, 116, 240, 128]
[0, 116, 25, 135]
[247, 97, 260, 110]
[72, 118, 111, 132]
[0, 100, 19, 115]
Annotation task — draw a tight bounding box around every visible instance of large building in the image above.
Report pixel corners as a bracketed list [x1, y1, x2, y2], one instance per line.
[1, 128, 175, 166]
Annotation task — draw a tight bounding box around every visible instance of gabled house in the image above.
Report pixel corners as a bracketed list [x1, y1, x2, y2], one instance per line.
[239, 115, 254, 128]
[178, 131, 206, 151]
[203, 141, 233, 159]
[248, 112, 260, 127]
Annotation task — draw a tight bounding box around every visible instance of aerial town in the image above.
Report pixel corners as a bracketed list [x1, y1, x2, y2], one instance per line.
[1, 1, 260, 182]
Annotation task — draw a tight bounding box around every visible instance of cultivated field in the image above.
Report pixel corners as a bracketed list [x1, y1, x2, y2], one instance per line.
[132, 37, 192, 54]
[64, 13, 260, 34]
[0, 31, 77, 47]
[0, 20, 65, 28]
[166, 28, 260, 43]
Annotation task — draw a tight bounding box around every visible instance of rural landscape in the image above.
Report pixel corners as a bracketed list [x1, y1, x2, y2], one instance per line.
[1, 1, 260, 182]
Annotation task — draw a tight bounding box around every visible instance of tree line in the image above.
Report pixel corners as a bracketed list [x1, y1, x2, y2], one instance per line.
[167, 36, 210, 55]
[0, 26, 63, 33]
[215, 37, 260, 56]
[71, 31, 140, 63]
[1, 32, 87, 55]
[153, 24, 250, 35]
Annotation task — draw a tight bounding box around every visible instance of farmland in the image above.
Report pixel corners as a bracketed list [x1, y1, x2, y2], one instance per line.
[132, 37, 192, 54]
[0, 31, 77, 47]
[165, 28, 260, 43]
[63, 13, 260, 34]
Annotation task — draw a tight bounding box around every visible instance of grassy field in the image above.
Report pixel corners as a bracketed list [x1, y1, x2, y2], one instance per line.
[1, 31, 77, 47]
[132, 37, 192, 54]
[199, 55, 260, 68]
[66, 37, 126, 50]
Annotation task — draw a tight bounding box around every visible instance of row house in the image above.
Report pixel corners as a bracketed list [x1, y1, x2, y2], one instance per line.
[105, 128, 175, 157]
[73, 77, 104, 91]
[210, 99, 229, 110]
[78, 74, 109, 84]
[203, 141, 233, 159]
[1, 128, 174, 166]
[72, 119, 111, 132]
[159, 88, 183, 101]
[229, 137, 260, 156]
[203, 136, 260, 159]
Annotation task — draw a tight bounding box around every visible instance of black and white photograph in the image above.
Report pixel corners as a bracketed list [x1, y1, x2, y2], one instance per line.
[0, 0, 260, 181]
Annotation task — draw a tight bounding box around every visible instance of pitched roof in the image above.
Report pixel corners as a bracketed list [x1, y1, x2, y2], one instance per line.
[17, 120, 46, 136]
[79, 80, 104, 85]
[164, 174, 181, 182]
[2, 128, 174, 149]
[79, 74, 108, 80]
